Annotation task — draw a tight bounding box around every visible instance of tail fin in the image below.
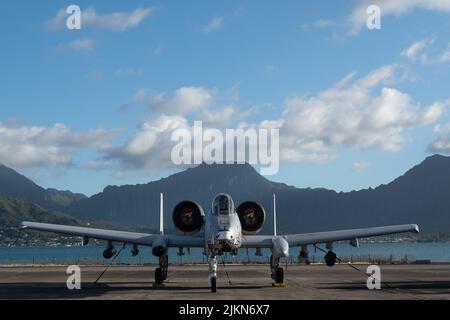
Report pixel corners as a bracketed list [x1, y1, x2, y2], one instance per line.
[160, 193, 164, 235]
[273, 193, 277, 236]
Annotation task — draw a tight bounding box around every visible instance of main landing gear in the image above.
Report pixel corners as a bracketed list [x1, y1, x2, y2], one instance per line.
[154, 254, 168, 285]
[324, 250, 337, 267]
[270, 255, 284, 284]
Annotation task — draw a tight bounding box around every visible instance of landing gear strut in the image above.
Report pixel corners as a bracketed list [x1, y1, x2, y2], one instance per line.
[155, 254, 168, 285]
[270, 255, 284, 284]
[299, 245, 310, 265]
[208, 255, 218, 293]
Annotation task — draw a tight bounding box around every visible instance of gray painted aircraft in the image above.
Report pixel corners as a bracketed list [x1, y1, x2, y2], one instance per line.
[20, 193, 419, 292]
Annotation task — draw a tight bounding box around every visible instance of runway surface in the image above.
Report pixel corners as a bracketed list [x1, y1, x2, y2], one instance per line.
[1, 264, 449, 300]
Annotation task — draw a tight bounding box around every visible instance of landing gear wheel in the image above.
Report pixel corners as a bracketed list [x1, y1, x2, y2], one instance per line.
[155, 267, 164, 284]
[325, 251, 337, 267]
[275, 267, 284, 284]
[211, 276, 217, 293]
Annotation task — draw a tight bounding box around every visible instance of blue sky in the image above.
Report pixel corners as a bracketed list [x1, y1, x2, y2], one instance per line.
[1, 0, 450, 196]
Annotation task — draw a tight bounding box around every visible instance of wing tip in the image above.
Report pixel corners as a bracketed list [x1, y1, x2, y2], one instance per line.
[411, 224, 420, 234]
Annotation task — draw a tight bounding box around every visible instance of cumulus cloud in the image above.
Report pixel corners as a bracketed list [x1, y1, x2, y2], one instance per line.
[279, 65, 445, 162]
[46, 6, 153, 31]
[104, 65, 447, 171]
[199, 106, 256, 126]
[150, 87, 215, 115]
[103, 114, 280, 171]
[104, 115, 189, 170]
[428, 115, 450, 153]
[203, 16, 224, 33]
[348, 0, 450, 35]
[122, 87, 216, 115]
[0, 122, 121, 168]
[8, 65, 445, 173]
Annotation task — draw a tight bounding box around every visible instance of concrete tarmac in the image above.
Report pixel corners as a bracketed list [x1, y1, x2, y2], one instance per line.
[0, 264, 449, 300]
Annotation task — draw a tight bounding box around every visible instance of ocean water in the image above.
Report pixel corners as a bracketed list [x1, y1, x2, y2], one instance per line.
[1, 242, 450, 265]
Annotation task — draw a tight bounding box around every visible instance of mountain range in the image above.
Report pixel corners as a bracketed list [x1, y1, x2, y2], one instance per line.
[1, 155, 450, 233]
[0, 164, 86, 212]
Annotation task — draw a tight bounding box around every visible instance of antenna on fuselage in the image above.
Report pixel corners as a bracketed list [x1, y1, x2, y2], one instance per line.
[273, 193, 277, 236]
[160, 193, 164, 235]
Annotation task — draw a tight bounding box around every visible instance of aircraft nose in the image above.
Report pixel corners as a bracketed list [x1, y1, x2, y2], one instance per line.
[216, 231, 234, 242]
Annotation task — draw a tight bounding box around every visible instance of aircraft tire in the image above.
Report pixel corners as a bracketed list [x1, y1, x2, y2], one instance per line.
[325, 251, 337, 267]
[211, 276, 217, 293]
[275, 267, 284, 283]
[155, 267, 164, 284]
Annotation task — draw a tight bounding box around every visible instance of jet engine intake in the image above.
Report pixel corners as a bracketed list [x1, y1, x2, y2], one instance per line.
[236, 201, 265, 234]
[172, 201, 204, 234]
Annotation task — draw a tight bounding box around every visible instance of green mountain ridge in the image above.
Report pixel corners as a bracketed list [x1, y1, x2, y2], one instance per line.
[0, 164, 86, 211]
[0, 197, 80, 227]
[0, 197, 83, 246]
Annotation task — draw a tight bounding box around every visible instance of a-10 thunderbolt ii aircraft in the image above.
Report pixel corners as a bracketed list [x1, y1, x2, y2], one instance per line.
[20, 193, 419, 292]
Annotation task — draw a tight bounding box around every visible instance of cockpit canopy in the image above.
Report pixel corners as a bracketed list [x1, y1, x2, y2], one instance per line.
[212, 194, 235, 215]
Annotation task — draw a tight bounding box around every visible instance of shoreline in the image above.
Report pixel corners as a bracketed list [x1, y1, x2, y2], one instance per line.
[1, 261, 447, 268]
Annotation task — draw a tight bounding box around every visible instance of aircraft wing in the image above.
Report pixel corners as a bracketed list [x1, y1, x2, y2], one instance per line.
[241, 224, 420, 248]
[20, 221, 204, 248]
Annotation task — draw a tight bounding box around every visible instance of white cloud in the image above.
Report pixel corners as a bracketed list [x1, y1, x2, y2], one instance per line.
[203, 16, 224, 33]
[149, 87, 215, 115]
[400, 37, 447, 65]
[119, 87, 216, 114]
[348, 0, 450, 35]
[105, 115, 189, 170]
[429, 123, 450, 153]
[199, 105, 254, 126]
[58, 38, 95, 52]
[105, 66, 447, 171]
[280, 65, 445, 162]
[46, 7, 153, 32]
[0, 122, 121, 169]
[422, 101, 446, 125]
[401, 40, 428, 61]
[352, 161, 372, 172]
[401, 38, 450, 65]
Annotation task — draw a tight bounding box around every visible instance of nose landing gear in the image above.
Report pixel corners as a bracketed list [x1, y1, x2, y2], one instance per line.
[270, 255, 285, 286]
[208, 255, 218, 293]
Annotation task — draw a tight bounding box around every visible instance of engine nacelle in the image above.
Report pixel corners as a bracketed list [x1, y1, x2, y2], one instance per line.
[172, 201, 204, 234]
[236, 201, 265, 234]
